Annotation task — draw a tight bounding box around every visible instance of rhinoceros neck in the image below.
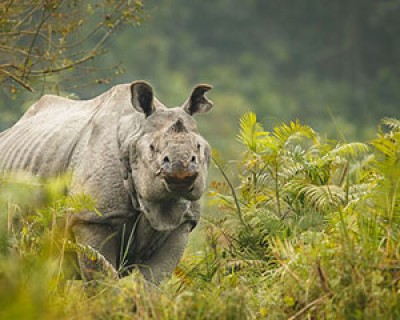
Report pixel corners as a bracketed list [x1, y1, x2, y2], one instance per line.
[135, 196, 193, 232]
[124, 199, 199, 267]
[125, 213, 172, 265]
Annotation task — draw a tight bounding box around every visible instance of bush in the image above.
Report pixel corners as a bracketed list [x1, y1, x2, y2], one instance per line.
[207, 115, 400, 319]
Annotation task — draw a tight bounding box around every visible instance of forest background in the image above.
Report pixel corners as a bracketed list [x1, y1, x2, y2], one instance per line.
[1, 0, 400, 156]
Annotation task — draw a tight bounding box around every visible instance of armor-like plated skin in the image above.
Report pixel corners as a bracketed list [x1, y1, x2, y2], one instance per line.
[0, 81, 213, 284]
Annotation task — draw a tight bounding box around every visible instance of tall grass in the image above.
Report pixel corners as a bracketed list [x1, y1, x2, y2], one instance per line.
[0, 115, 399, 319]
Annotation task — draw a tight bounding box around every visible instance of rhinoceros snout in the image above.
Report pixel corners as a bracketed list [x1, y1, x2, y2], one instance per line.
[164, 172, 198, 191]
[161, 159, 199, 192]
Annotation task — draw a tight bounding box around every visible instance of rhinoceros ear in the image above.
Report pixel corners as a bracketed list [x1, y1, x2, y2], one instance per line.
[183, 84, 213, 116]
[131, 81, 154, 117]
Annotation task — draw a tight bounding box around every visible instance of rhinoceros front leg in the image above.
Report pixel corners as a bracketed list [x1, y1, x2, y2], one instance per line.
[139, 222, 192, 284]
[72, 223, 120, 281]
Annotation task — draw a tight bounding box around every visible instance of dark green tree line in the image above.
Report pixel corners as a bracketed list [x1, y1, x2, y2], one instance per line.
[1, 0, 400, 149]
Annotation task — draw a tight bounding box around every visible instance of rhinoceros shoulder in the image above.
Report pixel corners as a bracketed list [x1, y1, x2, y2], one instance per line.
[18, 83, 135, 123]
[0, 84, 135, 175]
[18, 94, 85, 123]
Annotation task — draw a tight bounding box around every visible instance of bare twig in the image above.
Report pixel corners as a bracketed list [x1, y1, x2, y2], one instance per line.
[21, 6, 51, 80]
[212, 157, 252, 233]
[13, 5, 41, 31]
[0, 68, 34, 91]
[30, 53, 97, 74]
[274, 160, 282, 216]
[0, 45, 35, 57]
[288, 295, 331, 320]
[274, 255, 304, 288]
[316, 258, 332, 294]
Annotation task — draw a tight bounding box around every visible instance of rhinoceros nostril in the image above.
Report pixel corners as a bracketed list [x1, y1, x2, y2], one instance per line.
[164, 172, 198, 192]
[191, 156, 196, 163]
[163, 156, 170, 164]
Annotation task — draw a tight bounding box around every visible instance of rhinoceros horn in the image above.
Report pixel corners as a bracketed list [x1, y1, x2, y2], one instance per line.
[167, 118, 189, 133]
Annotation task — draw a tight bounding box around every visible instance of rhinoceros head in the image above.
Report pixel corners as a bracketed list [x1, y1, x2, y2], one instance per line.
[127, 81, 213, 230]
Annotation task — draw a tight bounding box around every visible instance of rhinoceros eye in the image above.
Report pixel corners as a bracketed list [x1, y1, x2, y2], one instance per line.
[150, 144, 155, 152]
[197, 143, 201, 150]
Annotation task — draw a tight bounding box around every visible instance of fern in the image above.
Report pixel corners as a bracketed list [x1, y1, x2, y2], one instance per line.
[237, 111, 266, 152]
[66, 241, 119, 280]
[324, 142, 370, 160]
[381, 117, 400, 132]
[272, 119, 318, 147]
[301, 184, 345, 211]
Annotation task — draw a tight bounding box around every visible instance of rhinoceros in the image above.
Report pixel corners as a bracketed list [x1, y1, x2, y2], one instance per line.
[0, 81, 213, 284]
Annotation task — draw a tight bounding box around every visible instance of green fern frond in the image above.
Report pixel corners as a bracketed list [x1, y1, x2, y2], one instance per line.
[303, 184, 345, 211]
[278, 162, 305, 182]
[66, 241, 119, 280]
[65, 193, 99, 215]
[381, 117, 400, 132]
[371, 133, 399, 169]
[225, 258, 269, 273]
[273, 120, 317, 146]
[237, 112, 266, 152]
[325, 142, 370, 160]
[287, 181, 345, 211]
[348, 183, 372, 200]
[255, 172, 276, 188]
[284, 179, 307, 195]
[66, 241, 98, 261]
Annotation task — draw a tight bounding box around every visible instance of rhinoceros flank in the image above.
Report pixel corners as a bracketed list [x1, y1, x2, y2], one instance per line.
[0, 81, 213, 284]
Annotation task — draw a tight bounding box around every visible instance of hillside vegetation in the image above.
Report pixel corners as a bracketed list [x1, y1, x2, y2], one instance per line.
[0, 114, 399, 319]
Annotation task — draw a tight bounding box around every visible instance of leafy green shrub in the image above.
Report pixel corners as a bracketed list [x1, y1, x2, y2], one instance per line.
[0, 174, 99, 319]
[207, 114, 400, 319]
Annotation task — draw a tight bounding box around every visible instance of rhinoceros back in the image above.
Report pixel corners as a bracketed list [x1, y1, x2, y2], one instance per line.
[0, 84, 135, 176]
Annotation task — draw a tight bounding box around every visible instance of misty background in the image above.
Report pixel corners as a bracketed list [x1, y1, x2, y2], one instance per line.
[1, 0, 400, 157]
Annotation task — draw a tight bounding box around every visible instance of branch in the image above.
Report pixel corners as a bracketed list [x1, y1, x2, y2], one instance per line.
[0, 45, 40, 58]
[0, 64, 20, 70]
[13, 5, 41, 31]
[21, 0, 65, 80]
[274, 254, 304, 288]
[212, 157, 252, 233]
[0, 68, 34, 91]
[29, 52, 97, 75]
[92, 18, 123, 52]
[288, 295, 332, 320]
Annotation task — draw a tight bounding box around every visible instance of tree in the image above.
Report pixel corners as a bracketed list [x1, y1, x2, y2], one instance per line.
[0, 0, 144, 93]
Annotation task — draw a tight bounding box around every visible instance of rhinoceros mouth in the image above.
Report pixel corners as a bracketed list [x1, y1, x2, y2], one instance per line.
[163, 173, 198, 193]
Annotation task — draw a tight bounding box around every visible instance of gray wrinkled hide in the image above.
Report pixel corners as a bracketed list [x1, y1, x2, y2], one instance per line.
[0, 81, 213, 284]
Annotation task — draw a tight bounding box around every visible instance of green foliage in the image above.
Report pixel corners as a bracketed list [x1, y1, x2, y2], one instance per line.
[1, 115, 400, 319]
[0, 173, 102, 319]
[206, 114, 400, 318]
[211, 113, 369, 262]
